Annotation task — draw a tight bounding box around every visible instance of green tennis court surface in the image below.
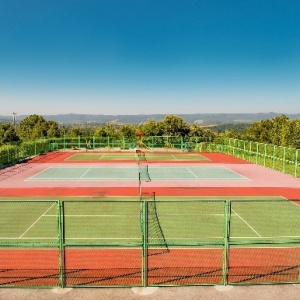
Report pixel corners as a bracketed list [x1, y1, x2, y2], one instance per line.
[27, 166, 248, 181]
[66, 152, 209, 161]
[1, 199, 299, 244]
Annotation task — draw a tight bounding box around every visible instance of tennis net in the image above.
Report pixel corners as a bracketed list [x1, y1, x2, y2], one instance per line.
[148, 197, 169, 255]
[138, 164, 151, 199]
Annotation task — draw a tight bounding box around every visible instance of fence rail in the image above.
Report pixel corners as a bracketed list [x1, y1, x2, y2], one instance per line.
[0, 199, 299, 288]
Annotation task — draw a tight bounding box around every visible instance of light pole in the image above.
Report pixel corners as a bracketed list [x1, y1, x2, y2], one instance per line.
[12, 112, 17, 128]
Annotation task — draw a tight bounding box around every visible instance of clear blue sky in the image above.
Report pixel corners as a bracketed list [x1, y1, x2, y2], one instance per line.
[1, 0, 300, 115]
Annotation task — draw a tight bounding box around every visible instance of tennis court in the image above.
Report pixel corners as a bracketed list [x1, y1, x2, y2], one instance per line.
[1, 198, 300, 286]
[26, 165, 248, 181]
[66, 152, 209, 162]
[1, 151, 300, 287]
[1, 198, 299, 244]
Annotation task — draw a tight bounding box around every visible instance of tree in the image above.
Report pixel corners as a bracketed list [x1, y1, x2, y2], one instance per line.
[160, 115, 190, 136]
[46, 121, 60, 138]
[68, 126, 81, 138]
[94, 125, 105, 137]
[244, 119, 273, 143]
[222, 129, 241, 139]
[270, 115, 290, 146]
[119, 124, 136, 139]
[104, 123, 118, 138]
[287, 119, 300, 148]
[17, 114, 51, 141]
[138, 118, 160, 136]
[0, 124, 20, 145]
[189, 125, 207, 137]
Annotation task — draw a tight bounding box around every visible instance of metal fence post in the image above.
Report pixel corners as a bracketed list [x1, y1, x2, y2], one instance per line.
[295, 149, 299, 178]
[142, 200, 148, 287]
[222, 200, 230, 285]
[58, 201, 65, 288]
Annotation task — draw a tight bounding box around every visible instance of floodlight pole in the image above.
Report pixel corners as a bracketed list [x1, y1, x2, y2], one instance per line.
[12, 112, 17, 127]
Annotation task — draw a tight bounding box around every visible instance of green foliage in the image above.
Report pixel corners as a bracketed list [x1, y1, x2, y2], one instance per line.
[104, 123, 118, 138]
[159, 115, 190, 136]
[2, 113, 300, 156]
[288, 119, 300, 149]
[94, 126, 105, 137]
[0, 144, 19, 166]
[119, 124, 136, 139]
[47, 121, 61, 138]
[17, 114, 60, 141]
[0, 124, 20, 145]
[68, 126, 82, 138]
[244, 119, 273, 143]
[138, 118, 161, 136]
[242, 115, 300, 148]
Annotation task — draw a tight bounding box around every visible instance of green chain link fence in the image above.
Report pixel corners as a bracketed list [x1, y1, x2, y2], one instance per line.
[205, 138, 300, 178]
[1, 136, 299, 178]
[1, 199, 299, 288]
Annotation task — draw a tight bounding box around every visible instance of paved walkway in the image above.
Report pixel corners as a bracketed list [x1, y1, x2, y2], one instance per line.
[1, 285, 300, 300]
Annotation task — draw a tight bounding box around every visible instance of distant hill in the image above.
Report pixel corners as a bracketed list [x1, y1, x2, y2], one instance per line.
[1, 113, 300, 125]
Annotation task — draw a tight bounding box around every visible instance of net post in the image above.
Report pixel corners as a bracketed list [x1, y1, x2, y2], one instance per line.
[152, 191, 156, 201]
[135, 149, 141, 165]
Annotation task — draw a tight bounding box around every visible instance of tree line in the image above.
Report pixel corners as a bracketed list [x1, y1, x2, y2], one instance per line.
[1, 114, 300, 149]
[221, 114, 300, 148]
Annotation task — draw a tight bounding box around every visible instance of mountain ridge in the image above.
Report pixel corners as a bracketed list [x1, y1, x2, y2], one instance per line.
[1, 113, 300, 125]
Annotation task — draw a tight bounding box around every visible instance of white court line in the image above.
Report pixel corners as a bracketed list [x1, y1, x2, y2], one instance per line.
[223, 166, 250, 181]
[1, 237, 57, 240]
[27, 178, 134, 181]
[185, 168, 199, 179]
[36, 237, 139, 240]
[98, 154, 105, 160]
[80, 167, 91, 178]
[171, 154, 178, 160]
[44, 214, 138, 217]
[25, 167, 53, 181]
[158, 213, 224, 216]
[232, 208, 262, 237]
[18, 203, 56, 238]
[288, 199, 300, 207]
[43, 213, 224, 217]
[66, 237, 140, 240]
[22, 237, 222, 240]
[65, 153, 78, 160]
[3, 237, 141, 240]
[231, 235, 300, 239]
[5, 235, 300, 240]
